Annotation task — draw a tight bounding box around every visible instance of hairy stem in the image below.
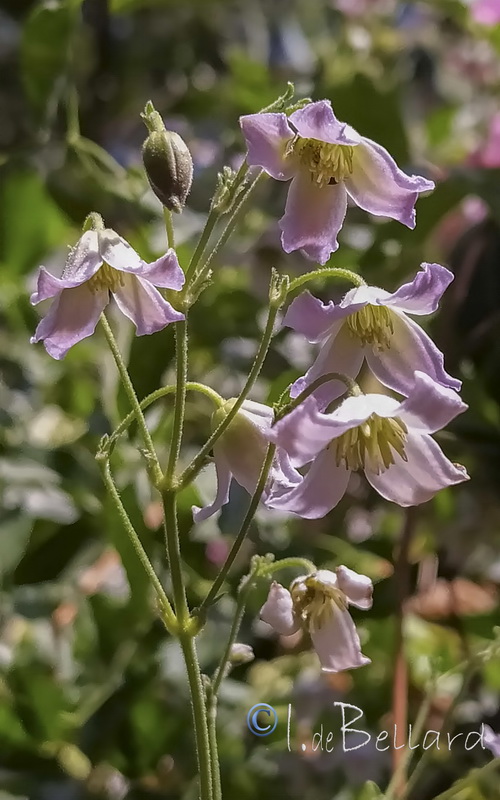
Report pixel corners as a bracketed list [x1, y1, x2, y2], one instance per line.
[179, 632, 213, 800]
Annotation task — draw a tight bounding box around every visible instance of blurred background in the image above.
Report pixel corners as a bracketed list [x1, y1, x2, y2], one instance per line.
[1, 0, 500, 798]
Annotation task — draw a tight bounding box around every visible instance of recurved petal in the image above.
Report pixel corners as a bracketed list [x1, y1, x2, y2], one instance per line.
[366, 430, 469, 507]
[289, 101, 361, 146]
[310, 604, 371, 672]
[31, 284, 108, 360]
[31, 233, 102, 304]
[280, 174, 347, 265]
[192, 447, 232, 523]
[112, 274, 184, 335]
[345, 138, 434, 228]
[239, 112, 295, 180]
[260, 582, 300, 635]
[283, 292, 351, 343]
[268, 449, 351, 519]
[98, 229, 143, 271]
[382, 262, 454, 315]
[120, 249, 185, 290]
[335, 566, 373, 610]
[396, 371, 467, 433]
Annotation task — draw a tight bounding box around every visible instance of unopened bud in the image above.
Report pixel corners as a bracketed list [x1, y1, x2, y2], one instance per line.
[229, 643, 255, 664]
[141, 101, 193, 212]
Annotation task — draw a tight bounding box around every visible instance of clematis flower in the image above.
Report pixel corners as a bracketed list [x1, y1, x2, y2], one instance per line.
[240, 100, 434, 264]
[260, 567, 372, 672]
[267, 372, 469, 519]
[285, 262, 461, 403]
[482, 725, 500, 757]
[471, 0, 500, 26]
[31, 227, 185, 359]
[192, 399, 302, 522]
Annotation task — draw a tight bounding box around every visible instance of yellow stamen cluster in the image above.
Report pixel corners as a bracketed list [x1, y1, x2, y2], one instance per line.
[334, 414, 408, 475]
[346, 304, 394, 350]
[293, 137, 354, 188]
[291, 574, 346, 630]
[87, 262, 125, 294]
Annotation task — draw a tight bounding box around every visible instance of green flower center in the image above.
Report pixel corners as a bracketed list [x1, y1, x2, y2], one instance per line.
[87, 262, 125, 294]
[293, 137, 354, 188]
[346, 304, 394, 350]
[334, 414, 408, 475]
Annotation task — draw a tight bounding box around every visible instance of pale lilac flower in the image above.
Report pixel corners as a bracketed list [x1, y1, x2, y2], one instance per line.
[31, 228, 185, 359]
[482, 724, 500, 757]
[285, 262, 460, 402]
[240, 100, 434, 264]
[192, 399, 301, 522]
[260, 567, 372, 672]
[268, 372, 469, 519]
[471, 0, 500, 26]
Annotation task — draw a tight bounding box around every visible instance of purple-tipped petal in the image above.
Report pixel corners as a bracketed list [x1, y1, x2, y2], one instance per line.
[382, 263, 454, 315]
[365, 311, 461, 396]
[127, 249, 185, 290]
[336, 566, 373, 610]
[31, 284, 108, 360]
[345, 138, 434, 228]
[112, 275, 184, 335]
[192, 446, 232, 523]
[239, 112, 295, 180]
[280, 174, 347, 264]
[366, 430, 469, 507]
[310, 604, 370, 672]
[268, 449, 351, 519]
[98, 229, 143, 271]
[284, 292, 349, 343]
[260, 583, 300, 635]
[289, 101, 361, 146]
[31, 233, 102, 304]
[396, 371, 467, 433]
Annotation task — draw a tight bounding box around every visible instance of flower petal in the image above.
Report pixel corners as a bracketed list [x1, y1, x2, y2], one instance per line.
[268, 449, 351, 519]
[192, 446, 232, 523]
[280, 174, 347, 265]
[99, 229, 143, 271]
[395, 371, 467, 433]
[239, 112, 295, 180]
[31, 232, 102, 303]
[260, 582, 300, 635]
[283, 291, 352, 343]
[336, 566, 373, 610]
[381, 262, 454, 315]
[345, 138, 434, 228]
[112, 274, 184, 335]
[310, 604, 370, 672]
[482, 725, 500, 758]
[121, 249, 185, 290]
[365, 311, 461, 396]
[31, 284, 108, 360]
[366, 430, 469, 507]
[289, 101, 361, 146]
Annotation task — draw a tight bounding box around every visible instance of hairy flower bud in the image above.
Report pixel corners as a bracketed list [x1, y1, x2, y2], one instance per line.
[141, 101, 193, 212]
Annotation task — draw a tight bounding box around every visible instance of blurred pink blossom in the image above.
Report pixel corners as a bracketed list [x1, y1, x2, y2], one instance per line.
[471, 0, 500, 26]
[469, 113, 500, 168]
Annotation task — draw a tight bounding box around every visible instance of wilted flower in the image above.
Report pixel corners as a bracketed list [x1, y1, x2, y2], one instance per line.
[192, 399, 302, 522]
[268, 372, 469, 518]
[285, 262, 460, 403]
[260, 567, 372, 672]
[240, 100, 434, 264]
[31, 228, 185, 359]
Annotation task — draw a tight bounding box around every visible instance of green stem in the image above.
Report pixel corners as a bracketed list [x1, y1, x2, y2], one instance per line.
[274, 371, 359, 422]
[211, 575, 255, 696]
[162, 489, 189, 625]
[180, 299, 280, 488]
[288, 267, 366, 295]
[261, 557, 317, 576]
[206, 688, 222, 800]
[179, 632, 213, 800]
[164, 208, 175, 249]
[185, 210, 220, 282]
[100, 314, 162, 483]
[385, 689, 434, 800]
[199, 444, 276, 613]
[430, 759, 500, 800]
[166, 319, 189, 486]
[97, 457, 176, 632]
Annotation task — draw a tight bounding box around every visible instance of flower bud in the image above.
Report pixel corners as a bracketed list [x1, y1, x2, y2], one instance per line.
[141, 101, 193, 212]
[229, 643, 255, 664]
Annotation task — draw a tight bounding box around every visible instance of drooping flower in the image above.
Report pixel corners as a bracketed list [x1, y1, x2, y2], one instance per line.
[260, 567, 372, 672]
[31, 228, 185, 359]
[267, 372, 469, 519]
[192, 399, 302, 522]
[471, 0, 500, 26]
[240, 100, 434, 264]
[482, 725, 500, 757]
[285, 262, 460, 403]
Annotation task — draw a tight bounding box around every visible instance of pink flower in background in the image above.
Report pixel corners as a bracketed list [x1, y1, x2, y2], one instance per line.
[31, 228, 185, 359]
[268, 372, 468, 518]
[285, 262, 460, 403]
[240, 100, 434, 264]
[471, 0, 500, 26]
[469, 113, 500, 168]
[260, 567, 372, 672]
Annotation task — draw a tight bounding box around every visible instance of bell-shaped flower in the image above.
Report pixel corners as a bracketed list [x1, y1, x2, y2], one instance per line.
[285, 262, 461, 402]
[240, 100, 434, 264]
[192, 399, 302, 522]
[31, 228, 185, 359]
[267, 372, 469, 519]
[260, 567, 372, 672]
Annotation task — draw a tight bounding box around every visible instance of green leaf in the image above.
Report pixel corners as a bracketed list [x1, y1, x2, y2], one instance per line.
[358, 781, 384, 800]
[0, 515, 32, 580]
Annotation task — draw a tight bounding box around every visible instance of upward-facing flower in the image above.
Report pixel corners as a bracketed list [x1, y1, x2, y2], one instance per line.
[285, 262, 461, 402]
[260, 567, 373, 673]
[240, 100, 434, 264]
[31, 227, 185, 359]
[268, 372, 469, 519]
